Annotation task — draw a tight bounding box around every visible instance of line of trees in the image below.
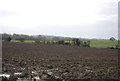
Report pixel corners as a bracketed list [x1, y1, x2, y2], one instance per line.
[2, 33, 74, 41]
[3, 37, 90, 47]
[2, 34, 118, 48]
[35, 38, 90, 47]
[4, 37, 119, 49]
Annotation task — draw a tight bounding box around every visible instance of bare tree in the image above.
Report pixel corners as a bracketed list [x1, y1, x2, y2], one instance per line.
[109, 37, 116, 41]
[72, 38, 80, 46]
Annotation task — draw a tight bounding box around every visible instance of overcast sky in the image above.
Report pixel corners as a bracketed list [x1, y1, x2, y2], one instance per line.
[0, 0, 119, 39]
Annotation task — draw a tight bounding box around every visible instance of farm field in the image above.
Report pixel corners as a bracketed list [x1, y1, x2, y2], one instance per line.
[2, 42, 119, 80]
[10, 40, 118, 48]
[90, 41, 118, 48]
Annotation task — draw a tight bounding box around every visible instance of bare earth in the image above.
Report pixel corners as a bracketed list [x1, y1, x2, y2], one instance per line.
[2, 42, 119, 80]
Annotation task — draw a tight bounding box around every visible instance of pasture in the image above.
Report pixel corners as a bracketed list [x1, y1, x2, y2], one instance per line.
[90, 41, 118, 48]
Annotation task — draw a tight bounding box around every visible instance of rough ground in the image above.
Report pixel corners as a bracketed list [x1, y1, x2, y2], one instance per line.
[2, 42, 119, 80]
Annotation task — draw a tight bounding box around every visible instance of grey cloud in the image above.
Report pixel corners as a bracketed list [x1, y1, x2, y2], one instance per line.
[0, 22, 118, 39]
[98, 2, 117, 16]
[0, 1, 118, 39]
[0, 10, 13, 17]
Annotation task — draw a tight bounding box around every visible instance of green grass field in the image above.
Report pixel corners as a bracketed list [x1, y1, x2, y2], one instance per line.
[11, 40, 35, 43]
[24, 40, 35, 43]
[90, 41, 118, 48]
[11, 40, 20, 42]
[10, 40, 119, 48]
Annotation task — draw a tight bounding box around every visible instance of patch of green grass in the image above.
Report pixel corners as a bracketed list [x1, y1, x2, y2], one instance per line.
[64, 41, 73, 43]
[11, 40, 35, 43]
[24, 40, 35, 43]
[90, 41, 118, 48]
[11, 40, 20, 42]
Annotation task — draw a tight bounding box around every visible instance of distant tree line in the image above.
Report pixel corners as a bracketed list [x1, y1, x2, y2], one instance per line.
[35, 38, 90, 47]
[2, 33, 90, 47]
[2, 33, 74, 41]
[1, 33, 119, 48]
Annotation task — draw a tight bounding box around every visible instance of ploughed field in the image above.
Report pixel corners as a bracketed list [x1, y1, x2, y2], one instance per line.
[2, 42, 118, 80]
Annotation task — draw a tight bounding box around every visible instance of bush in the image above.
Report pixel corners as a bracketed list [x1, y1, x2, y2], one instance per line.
[19, 38, 25, 42]
[35, 40, 40, 43]
[57, 40, 64, 45]
[4, 37, 11, 42]
[72, 38, 80, 46]
[115, 44, 119, 49]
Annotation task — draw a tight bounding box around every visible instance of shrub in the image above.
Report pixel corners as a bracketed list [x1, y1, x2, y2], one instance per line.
[4, 37, 11, 42]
